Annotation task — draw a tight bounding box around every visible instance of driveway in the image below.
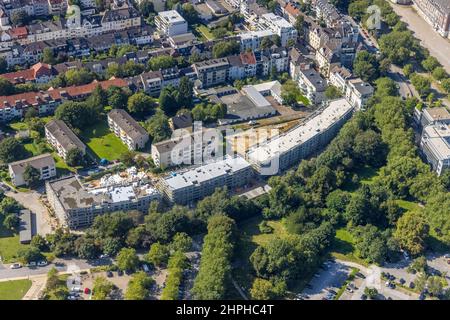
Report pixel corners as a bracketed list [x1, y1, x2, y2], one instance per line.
[5, 190, 52, 236]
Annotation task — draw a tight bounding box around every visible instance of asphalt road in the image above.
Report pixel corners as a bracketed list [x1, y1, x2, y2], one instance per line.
[390, 3, 450, 73]
[0, 257, 111, 280]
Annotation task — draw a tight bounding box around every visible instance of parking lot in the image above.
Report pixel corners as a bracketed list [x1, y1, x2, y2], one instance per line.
[302, 260, 351, 300]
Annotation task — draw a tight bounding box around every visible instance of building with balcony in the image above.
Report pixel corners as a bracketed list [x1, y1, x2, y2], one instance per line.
[157, 156, 254, 204]
[420, 122, 450, 176]
[107, 109, 149, 151]
[45, 119, 86, 161]
[46, 175, 161, 228]
[155, 10, 188, 37]
[8, 153, 56, 186]
[246, 98, 354, 174]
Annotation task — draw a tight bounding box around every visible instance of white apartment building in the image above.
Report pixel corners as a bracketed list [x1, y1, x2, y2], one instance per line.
[107, 109, 149, 151]
[155, 10, 188, 37]
[151, 127, 221, 169]
[157, 156, 254, 204]
[420, 122, 450, 176]
[344, 78, 374, 110]
[239, 29, 276, 51]
[246, 98, 354, 174]
[45, 119, 86, 161]
[297, 68, 327, 104]
[46, 175, 161, 228]
[8, 153, 56, 186]
[258, 13, 297, 46]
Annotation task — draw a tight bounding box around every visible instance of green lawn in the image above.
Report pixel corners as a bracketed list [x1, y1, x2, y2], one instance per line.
[395, 199, 421, 212]
[296, 94, 310, 106]
[231, 216, 290, 298]
[0, 279, 32, 300]
[0, 216, 29, 263]
[24, 141, 40, 156]
[79, 121, 128, 161]
[194, 24, 215, 41]
[330, 228, 369, 267]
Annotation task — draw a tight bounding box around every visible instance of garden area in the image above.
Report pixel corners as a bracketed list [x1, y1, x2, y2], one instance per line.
[0, 279, 32, 300]
[0, 215, 29, 263]
[79, 121, 128, 161]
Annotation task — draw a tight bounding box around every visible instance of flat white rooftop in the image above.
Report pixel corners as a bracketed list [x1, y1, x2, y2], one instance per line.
[423, 123, 450, 161]
[164, 156, 251, 190]
[239, 29, 275, 40]
[157, 10, 186, 24]
[247, 98, 353, 164]
[261, 13, 293, 28]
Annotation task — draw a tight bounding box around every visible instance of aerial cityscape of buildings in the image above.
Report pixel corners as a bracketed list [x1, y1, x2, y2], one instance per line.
[0, 0, 449, 304]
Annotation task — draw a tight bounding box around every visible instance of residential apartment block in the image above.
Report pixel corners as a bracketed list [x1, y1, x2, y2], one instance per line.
[151, 127, 221, 169]
[155, 10, 188, 37]
[246, 98, 354, 174]
[193, 58, 230, 89]
[157, 156, 254, 204]
[420, 122, 450, 176]
[413, 0, 450, 38]
[0, 62, 56, 84]
[258, 13, 298, 46]
[45, 119, 86, 161]
[107, 109, 149, 151]
[297, 68, 327, 104]
[46, 175, 161, 228]
[8, 153, 56, 186]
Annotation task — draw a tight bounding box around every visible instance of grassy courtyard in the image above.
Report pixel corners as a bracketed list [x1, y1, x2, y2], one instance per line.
[0, 279, 32, 300]
[79, 121, 128, 161]
[194, 24, 215, 41]
[0, 216, 29, 263]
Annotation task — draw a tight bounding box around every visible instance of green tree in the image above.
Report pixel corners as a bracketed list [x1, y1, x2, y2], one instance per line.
[432, 67, 447, 81]
[145, 110, 172, 143]
[394, 211, 429, 255]
[3, 214, 20, 232]
[92, 276, 115, 300]
[353, 51, 379, 82]
[30, 234, 48, 251]
[324, 85, 342, 100]
[250, 278, 276, 300]
[145, 242, 169, 267]
[0, 137, 29, 163]
[125, 271, 154, 300]
[212, 41, 240, 58]
[0, 78, 16, 95]
[66, 148, 84, 167]
[148, 55, 176, 71]
[127, 92, 155, 115]
[421, 56, 441, 73]
[410, 73, 431, 98]
[116, 248, 139, 272]
[170, 232, 192, 252]
[364, 287, 378, 300]
[23, 165, 41, 187]
[17, 246, 44, 264]
[64, 68, 94, 86]
[159, 86, 179, 116]
[10, 11, 29, 26]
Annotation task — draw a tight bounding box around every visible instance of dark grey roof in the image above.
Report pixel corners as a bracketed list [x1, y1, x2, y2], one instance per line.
[108, 109, 148, 140]
[45, 119, 86, 152]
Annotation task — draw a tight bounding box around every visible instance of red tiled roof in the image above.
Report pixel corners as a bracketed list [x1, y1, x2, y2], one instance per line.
[0, 63, 54, 84]
[285, 3, 301, 18]
[0, 78, 128, 109]
[240, 51, 257, 65]
[9, 27, 28, 39]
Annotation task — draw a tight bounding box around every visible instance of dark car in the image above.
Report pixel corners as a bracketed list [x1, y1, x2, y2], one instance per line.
[361, 294, 367, 300]
[356, 272, 366, 279]
[106, 271, 113, 278]
[419, 293, 425, 300]
[409, 282, 415, 289]
[117, 270, 123, 276]
[399, 278, 406, 285]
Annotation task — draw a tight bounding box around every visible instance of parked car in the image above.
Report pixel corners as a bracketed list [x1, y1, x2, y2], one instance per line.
[142, 264, 150, 273]
[346, 286, 353, 293]
[409, 282, 415, 289]
[84, 288, 90, 294]
[361, 294, 367, 300]
[327, 289, 337, 295]
[117, 270, 123, 276]
[399, 278, 406, 285]
[10, 263, 22, 269]
[106, 271, 113, 278]
[37, 260, 48, 267]
[356, 272, 366, 279]
[100, 254, 109, 259]
[26, 262, 37, 267]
